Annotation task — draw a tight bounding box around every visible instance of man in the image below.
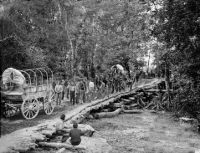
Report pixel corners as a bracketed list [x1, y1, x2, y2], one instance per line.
[61, 79, 66, 101]
[88, 80, 95, 101]
[68, 81, 76, 105]
[69, 122, 83, 146]
[55, 114, 69, 142]
[75, 81, 80, 105]
[52, 81, 56, 92]
[79, 80, 86, 103]
[55, 81, 63, 105]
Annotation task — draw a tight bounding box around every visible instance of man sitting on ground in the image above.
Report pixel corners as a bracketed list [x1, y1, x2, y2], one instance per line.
[69, 122, 83, 146]
[55, 114, 69, 142]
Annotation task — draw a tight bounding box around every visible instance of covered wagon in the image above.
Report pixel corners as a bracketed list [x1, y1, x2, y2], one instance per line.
[1, 67, 55, 119]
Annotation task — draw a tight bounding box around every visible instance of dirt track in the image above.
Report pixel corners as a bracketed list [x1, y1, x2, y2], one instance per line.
[86, 110, 200, 153]
[1, 102, 74, 135]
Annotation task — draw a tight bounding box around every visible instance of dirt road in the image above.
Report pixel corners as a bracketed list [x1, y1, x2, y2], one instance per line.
[86, 110, 200, 153]
[1, 102, 74, 135]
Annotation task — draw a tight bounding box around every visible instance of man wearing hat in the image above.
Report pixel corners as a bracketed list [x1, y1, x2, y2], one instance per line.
[69, 122, 83, 146]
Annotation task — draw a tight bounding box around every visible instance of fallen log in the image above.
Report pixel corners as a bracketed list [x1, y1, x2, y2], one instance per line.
[113, 102, 124, 108]
[128, 97, 135, 101]
[38, 142, 86, 150]
[102, 108, 111, 112]
[122, 109, 143, 114]
[93, 108, 122, 119]
[179, 117, 198, 124]
[136, 98, 143, 108]
[123, 103, 138, 110]
[121, 98, 131, 104]
[144, 101, 154, 109]
[139, 98, 146, 106]
[56, 148, 66, 153]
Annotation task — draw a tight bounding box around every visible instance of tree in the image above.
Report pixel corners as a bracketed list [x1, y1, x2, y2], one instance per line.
[148, 0, 200, 114]
[0, 0, 71, 76]
[1, 0, 151, 80]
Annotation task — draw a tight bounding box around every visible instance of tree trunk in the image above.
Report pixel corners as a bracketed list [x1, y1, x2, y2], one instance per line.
[147, 50, 151, 74]
[165, 61, 171, 109]
[38, 142, 86, 150]
[123, 109, 143, 114]
[93, 108, 122, 119]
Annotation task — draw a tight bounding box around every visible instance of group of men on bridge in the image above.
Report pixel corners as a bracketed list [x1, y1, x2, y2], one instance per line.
[52, 65, 150, 106]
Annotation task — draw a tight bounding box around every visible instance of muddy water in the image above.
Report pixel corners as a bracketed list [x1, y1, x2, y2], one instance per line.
[86, 110, 200, 153]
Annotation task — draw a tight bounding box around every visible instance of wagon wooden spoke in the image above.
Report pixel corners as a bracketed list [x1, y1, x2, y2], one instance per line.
[43, 89, 55, 115]
[23, 109, 29, 114]
[24, 111, 30, 117]
[30, 110, 34, 118]
[21, 98, 39, 120]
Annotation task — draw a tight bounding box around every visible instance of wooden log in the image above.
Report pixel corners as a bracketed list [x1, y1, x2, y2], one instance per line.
[179, 117, 198, 124]
[56, 148, 66, 153]
[128, 97, 135, 101]
[113, 102, 123, 108]
[123, 109, 143, 114]
[121, 100, 132, 105]
[139, 98, 146, 106]
[102, 108, 111, 112]
[152, 105, 156, 110]
[144, 101, 154, 109]
[123, 105, 130, 110]
[38, 142, 86, 150]
[149, 110, 157, 113]
[123, 103, 138, 110]
[121, 98, 131, 103]
[94, 108, 122, 119]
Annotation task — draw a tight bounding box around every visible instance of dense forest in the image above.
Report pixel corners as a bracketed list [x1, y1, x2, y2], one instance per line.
[0, 0, 200, 118]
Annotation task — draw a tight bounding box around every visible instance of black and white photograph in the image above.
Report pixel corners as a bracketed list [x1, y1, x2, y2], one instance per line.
[0, 0, 200, 152]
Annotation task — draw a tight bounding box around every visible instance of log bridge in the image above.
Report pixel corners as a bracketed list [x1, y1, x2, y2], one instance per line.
[0, 78, 164, 153]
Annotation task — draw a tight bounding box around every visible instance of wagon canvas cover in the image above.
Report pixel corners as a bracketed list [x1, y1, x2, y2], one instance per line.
[2, 68, 25, 85]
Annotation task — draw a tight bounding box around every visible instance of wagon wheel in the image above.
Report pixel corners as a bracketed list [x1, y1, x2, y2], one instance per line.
[21, 97, 40, 119]
[44, 89, 55, 115]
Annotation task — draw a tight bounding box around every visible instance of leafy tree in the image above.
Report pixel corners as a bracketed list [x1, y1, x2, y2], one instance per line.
[1, 0, 150, 79]
[151, 0, 200, 83]
[148, 0, 200, 115]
